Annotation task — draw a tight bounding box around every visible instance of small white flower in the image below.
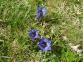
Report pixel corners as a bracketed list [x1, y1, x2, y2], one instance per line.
[70, 45, 80, 51]
[69, 43, 83, 56]
[77, 49, 83, 56]
[62, 36, 68, 41]
[69, 43, 80, 52]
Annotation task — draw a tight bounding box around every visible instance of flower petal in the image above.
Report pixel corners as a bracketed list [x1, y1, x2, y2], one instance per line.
[36, 12, 43, 19]
[38, 37, 51, 53]
[42, 7, 47, 16]
[42, 38, 48, 42]
[29, 30, 40, 41]
[45, 47, 51, 51]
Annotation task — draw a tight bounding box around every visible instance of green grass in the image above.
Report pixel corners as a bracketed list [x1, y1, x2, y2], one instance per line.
[0, 0, 83, 62]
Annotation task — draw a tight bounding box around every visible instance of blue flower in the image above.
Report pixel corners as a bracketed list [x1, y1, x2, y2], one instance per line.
[38, 37, 51, 53]
[29, 30, 40, 41]
[36, 7, 47, 19]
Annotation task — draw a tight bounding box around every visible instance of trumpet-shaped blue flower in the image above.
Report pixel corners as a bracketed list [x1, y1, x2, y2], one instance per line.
[29, 30, 40, 41]
[36, 7, 47, 19]
[38, 38, 51, 53]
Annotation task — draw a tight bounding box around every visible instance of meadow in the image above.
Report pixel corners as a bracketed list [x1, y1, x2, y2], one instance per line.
[0, 0, 83, 62]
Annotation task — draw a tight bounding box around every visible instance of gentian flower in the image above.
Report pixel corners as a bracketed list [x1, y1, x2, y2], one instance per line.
[36, 7, 47, 19]
[38, 37, 51, 53]
[29, 30, 40, 41]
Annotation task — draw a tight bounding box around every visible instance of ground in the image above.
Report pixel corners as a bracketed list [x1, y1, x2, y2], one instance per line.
[0, 0, 83, 62]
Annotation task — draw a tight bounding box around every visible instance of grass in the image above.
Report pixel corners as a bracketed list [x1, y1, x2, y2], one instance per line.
[0, 0, 83, 62]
